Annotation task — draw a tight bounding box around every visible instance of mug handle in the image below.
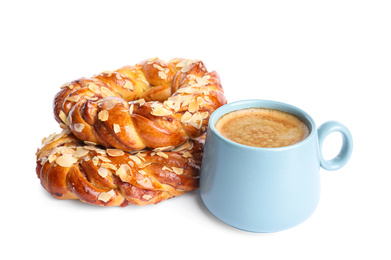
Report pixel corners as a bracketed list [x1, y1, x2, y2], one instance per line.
[318, 121, 353, 171]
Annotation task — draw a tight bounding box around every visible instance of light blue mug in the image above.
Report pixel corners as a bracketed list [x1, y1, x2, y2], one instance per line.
[200, 100, 353, 233]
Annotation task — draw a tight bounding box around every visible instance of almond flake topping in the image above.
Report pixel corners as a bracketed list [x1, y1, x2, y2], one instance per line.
[65, 96, 80, 102]
[151, 107, 172, 117]
[128, 155, 142, 165]
[97, 156, 111, 163]
[181, 112, 192, 123]
[129, 104, 134, 115]
[123, 80, 134, 90]
[98, 190, 116, 202]
[172, 141, 192, 152]
[98, 110, 109, 121]
[146, 57, 157, 64]
[135, 98, 145, 106]
[137, 178, 154, 189]
[60, 82, 72, 89]
[84, 141, 97, 146]
[88, 83, 101, 94]
[176, 59, 200, 73]
[101, 87, 115, 97]
[113, 124, 121, 133]
[74, 123, 85, 133]
[92, 156, 99, 166]
[107, 149, 125, 157]
[84, 145, 97, 151]
[40, 157, 48, 166]
[189, 112, 203, 129]
[162, 166, 174, 172]
[153, 146, 175, 152]
[56, 154, 77, 168]
[48, 154, 57, 163]
[59, 111, 67, 124]
[182, 151, 193, 158]
[188, 100, 199, 113]
[73, 147, 89, 158]
[116, 164, 132, 182]
[101, 163, 118, 171]
[97, 167, 110, 178]
[102, 99, 119, 110]
[158, 71, 167, 79]
[138, 170, 147, 175]
[102, 71, 114, 76]
[142, 195, 153, 201]
[172, 167, 184, 175]
[156, 151, 169, 159]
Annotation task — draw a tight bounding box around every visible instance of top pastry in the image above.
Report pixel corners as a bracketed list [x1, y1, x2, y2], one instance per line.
[54, 58, 227, 152]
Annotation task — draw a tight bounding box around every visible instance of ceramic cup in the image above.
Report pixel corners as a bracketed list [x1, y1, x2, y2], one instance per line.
[200, 99, 353, 233]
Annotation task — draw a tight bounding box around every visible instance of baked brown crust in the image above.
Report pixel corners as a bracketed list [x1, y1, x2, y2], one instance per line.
[54, 58, 227, 151]
[36, 131, 204, 206]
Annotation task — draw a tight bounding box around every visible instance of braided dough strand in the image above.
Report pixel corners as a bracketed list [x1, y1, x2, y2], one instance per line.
[36, 130, 203, 207]
[54, 58, 227, 151]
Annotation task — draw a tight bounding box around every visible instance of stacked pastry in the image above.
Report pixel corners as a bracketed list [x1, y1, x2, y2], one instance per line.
[36, 58, 227, 207]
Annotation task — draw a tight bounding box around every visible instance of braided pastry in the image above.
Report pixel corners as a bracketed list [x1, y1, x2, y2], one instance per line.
[36, 130, 203, 206]
[54, 58, 227, 151]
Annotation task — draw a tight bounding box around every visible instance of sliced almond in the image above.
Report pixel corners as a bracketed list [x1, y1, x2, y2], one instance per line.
[172, 167, 184, 175]
[116, 164, 132, 182]
[98, 110, 109, 121]
[129, 104, 134, 115]
[182, 151, 193, 158]
[65, 96, 80, 102]
[136, 178, 154, 189]
[123, 80, 134, 90]
[138, 170, 147, 175]
[102, 99, 119, 110]
[188, 100, 199, 113]
[151, 107, 172, 117]
[107, 149, 125, 157]
[158, 71, 167, 79]
[204, 96, 212, 103]
[135, 99, 145, 106]
[74, 123, 85, 133]
[88, 83, 101, 94]
[84, 141, 97, 146]
[59, 111, 67, 124]
[181, 111, 192, 123]
[113, 124, 121, 133]
[156, 151, 169, 159]
[55, 154, 77, 168]
[189, 112, 203, 129]
[142, 194, 153, 201]
[73, 147, 89, 158]
[97, 167, 110, 178]
[48, 154, 57, 163]
[101, 163, 118, 171]
[101, 87, 115, 97]
[97, 156, 111, 163]
[92, 156, 100, 166]
[162, 166, 174, 172]
[128, 155, 142, 165]
[98, 190, 116, 202]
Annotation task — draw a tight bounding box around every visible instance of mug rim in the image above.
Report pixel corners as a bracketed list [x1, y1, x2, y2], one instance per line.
[208, 99, 317, 151]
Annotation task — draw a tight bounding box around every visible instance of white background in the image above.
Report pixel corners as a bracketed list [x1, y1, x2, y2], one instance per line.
[1, 0, 390, 259]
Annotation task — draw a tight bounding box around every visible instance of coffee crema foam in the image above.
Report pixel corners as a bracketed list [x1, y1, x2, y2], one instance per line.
[215, 108, 310, 148]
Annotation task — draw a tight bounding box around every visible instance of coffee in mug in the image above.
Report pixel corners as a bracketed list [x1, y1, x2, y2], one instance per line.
[200, 100, 353, 233]
[215, 108, 309, 148]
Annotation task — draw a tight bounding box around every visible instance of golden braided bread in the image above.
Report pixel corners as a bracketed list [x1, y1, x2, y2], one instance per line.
[54, 58, 227, 151]
[36, 130, 203, 206]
